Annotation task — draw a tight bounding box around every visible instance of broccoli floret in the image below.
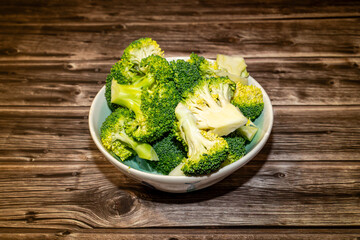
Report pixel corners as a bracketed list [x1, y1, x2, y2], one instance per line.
[188, 53, 218, 78]
[149, 134, 187, 175]
[110, 55, 180, 143]
[188, 52, 205, 68]
[105, 59, 146, 111]
[122, 37, 163, 66]
[232, 82, 264, 120]
[101, 108, 158, 161]
[170, 59, 201, 95]
[175, 103, 229, 176]
[221, 136, 246, 167]
[199, 59, 218, 78]
[182, 76, 248, 136]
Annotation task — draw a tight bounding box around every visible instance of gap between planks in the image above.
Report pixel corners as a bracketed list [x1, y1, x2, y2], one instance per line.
[1, 16, 360, 27]
[1, 56, 360, 65]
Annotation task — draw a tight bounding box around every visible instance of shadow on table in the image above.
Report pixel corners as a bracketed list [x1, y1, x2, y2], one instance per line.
[135, 136, 273, 204]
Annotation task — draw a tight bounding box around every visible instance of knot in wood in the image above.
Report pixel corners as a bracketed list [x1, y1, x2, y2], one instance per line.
[1, 47, 19, 56]
[105, 191, 137, 216]
[64, 63, 75, 70]
[274, 172, 286, 178]
[56, 230, 71, 236]
[25, 211, 37, 223]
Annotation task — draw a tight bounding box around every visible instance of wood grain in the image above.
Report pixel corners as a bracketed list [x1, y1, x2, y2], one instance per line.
[1, 0, 360, 237]
[0, 228, 359, 240]
[0, 18, 359, 61]
[0, 161, 359, 229]
[0, 0, 359, 24]
[0, 58, 359, 107]
[0, 105, 359, 163]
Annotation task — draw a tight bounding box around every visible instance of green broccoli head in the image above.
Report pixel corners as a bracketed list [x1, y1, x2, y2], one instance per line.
[182, 77, 248, 136]
[106, 39, 166, 111]
[175, 103, 229, 176]
[105, 59, 146, 111]
[221, 136, 246, 167]
[110, 55, 180, 143]
[188, 52, 205, 68]
[100, 107, 158, 161]
[149, 133, 187, 175]
[140, 54, 174, 83]
[170, 59, 202, 95]
[122, 38, 164, 65]
[188, 53, 218, 78]
[232, 82, 264, 120]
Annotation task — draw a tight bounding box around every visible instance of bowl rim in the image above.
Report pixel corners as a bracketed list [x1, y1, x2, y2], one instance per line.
[89, 57, 273, 182]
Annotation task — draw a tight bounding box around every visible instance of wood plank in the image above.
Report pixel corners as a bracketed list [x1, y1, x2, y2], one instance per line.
[0, 0, 359, 24]
[0, 58, 359, 107]
[0, 228, 359, 240]
[0, 105, 359, 162]
[0, 161, 359, 229]
[0, 19, 359, 61]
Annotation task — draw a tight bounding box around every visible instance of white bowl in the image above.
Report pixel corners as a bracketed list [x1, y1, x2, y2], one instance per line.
[89, 57, 273, 193]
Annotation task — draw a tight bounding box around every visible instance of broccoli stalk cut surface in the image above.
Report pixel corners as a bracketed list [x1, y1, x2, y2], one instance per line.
[100, 108, 158, 161]
[110, 55, 180, 143]
[189, 53, 249, 84]
[175, 103, 229, 176]
[216, 54, 248, 77]
[149, 134, 187, 175]
[236, 119, 259, 141]
[232, 82, 264, 120]
[183, 77, 248, 136]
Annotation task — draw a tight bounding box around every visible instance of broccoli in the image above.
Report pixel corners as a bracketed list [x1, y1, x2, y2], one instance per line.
[105, 38, 164, 111]
[182, 76, 248, 136]
[188, 52, 205, 68]
[149, 134, 187, 175]
[188, 53, 218, 78]
[216, 54, 249, 78]
[189, 53, 249, 85]
[232, 82, 264, 120]
[105, 59, 146, 111]
[170, 59, 202, 95]
[236, 119, 259, 141]
[122, 37, 164, 66]
[216, 69, 248, 85]
[110, 55, 180, 143]
[100, 107, 158, 161]
[221, 135, 246, 167]
[175, 102, 229, 176]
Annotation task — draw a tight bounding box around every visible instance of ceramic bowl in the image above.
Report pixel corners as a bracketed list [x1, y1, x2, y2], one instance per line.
[89, 57, 273, 193]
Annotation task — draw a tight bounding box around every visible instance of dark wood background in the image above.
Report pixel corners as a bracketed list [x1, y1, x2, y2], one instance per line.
[0, 0, 359, 239]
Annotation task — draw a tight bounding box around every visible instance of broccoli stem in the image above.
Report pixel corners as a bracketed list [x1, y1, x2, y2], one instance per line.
[111, 77, 154, 117]
[187, 81, 248, 136]
[113, 131, 158, 160]
[176, 103, 211, 159]
[134, 143, 159, 161]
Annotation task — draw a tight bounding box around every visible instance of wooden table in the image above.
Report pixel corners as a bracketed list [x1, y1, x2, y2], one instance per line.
[0, 1, 359, 239]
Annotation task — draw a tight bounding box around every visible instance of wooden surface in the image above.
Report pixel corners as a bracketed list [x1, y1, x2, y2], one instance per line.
[0, 0, 360, 239]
